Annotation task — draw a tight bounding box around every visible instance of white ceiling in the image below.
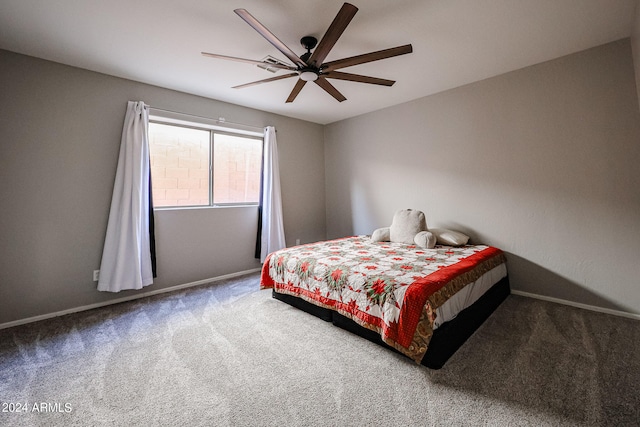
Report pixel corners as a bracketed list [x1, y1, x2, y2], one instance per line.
[0, 0, 637, 124]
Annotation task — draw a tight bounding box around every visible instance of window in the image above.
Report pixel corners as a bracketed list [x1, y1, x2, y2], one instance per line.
[148, 118, 263, 208]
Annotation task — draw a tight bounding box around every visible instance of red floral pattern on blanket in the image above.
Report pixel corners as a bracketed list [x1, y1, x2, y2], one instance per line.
[260, 236, 505, 362]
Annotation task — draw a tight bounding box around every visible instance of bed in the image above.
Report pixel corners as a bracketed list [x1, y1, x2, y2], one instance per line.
[260, 236, 509, 369]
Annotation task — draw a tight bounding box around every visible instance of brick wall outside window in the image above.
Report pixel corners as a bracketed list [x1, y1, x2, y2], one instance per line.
[213, 134, 262, 204]
[149, 122, 261, 207]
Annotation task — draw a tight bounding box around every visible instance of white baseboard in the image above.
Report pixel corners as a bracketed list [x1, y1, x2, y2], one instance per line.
[511, 290, 640, 321]
[0, 268, 262, 330]
[5, 274, 636, 330]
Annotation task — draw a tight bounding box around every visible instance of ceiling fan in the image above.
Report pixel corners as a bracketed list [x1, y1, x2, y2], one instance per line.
[201, 3, 413, 103]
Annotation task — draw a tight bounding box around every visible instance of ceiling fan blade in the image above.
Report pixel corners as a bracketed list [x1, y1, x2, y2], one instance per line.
[307, 3, 358, 68]
[201, 52, 296, 71]
[233, 73, 299, 89]
[286, 79, 307, 103]
[322, 44, 413, 72]
[234, 9, 307, 68]
[314, 77, 346, 102]
[322, 71, 395, 86]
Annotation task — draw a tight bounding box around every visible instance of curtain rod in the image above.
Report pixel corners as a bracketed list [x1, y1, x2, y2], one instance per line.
[148, 106, 266, 132]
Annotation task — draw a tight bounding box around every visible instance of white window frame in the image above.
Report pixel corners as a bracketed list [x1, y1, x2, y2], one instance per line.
[149, 110, 264, 210]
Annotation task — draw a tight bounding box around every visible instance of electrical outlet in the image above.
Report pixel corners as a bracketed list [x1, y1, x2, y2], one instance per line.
[93, 270, 100, 282]
[295, 239, 300, 246]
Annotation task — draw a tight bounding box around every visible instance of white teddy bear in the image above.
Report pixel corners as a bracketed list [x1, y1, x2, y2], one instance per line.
[371, 209, 437, 249]
[371, 208, 470, 249]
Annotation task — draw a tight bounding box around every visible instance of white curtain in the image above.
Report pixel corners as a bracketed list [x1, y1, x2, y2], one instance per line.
[98, 101, 154, 292]
[260, 126, 286, 262]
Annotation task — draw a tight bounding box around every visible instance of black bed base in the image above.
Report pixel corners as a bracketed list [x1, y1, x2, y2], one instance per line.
[272, 276, 510, 369]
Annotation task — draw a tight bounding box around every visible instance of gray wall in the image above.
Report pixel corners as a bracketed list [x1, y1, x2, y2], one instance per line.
[0, 50, 325, 325]
[2, 37, 640, 325]
[633, 0, 640, 105]
[324, 40, 640, 315]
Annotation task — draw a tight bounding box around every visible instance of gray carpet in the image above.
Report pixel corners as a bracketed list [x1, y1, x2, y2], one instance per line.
[1, 272, 639, 426]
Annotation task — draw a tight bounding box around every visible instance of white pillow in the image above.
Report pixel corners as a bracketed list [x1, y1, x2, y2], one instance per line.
[431, 228, 469, 246]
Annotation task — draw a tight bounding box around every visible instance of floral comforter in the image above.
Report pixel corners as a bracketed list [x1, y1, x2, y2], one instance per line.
[260, 236, 506, 363]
